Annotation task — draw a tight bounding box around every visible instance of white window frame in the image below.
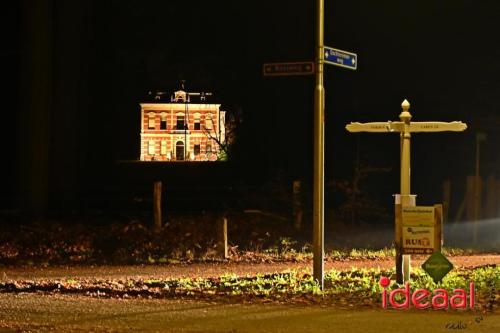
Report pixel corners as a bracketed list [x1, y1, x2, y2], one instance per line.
[160, 112, 168, 130]
[176, 113, 185, 129]
[194, 113, 201, 130]
[148, 112, 156, 129]
[205, 113, 213, 130]
[148, 140, 155, 155]
[160, 141, 167, 155]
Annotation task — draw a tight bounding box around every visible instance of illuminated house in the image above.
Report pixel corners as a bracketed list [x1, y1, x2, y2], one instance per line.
[139, 89, 226, 161]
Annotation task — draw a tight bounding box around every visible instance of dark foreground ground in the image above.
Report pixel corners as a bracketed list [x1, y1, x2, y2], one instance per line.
[0, 293, 498, 333]
[0, 255, 498, 332]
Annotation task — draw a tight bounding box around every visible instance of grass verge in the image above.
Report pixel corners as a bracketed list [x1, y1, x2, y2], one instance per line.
[1, 265, 498, 310]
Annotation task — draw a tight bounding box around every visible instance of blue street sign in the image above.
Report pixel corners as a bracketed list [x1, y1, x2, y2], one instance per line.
[324, 46, 357, 70]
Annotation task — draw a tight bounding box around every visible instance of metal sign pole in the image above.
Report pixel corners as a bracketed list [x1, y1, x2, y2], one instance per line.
[313, 0, 325, 289]
[399, 100, 412, 283]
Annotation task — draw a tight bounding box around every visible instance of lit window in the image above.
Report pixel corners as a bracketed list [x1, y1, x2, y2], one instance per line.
[161, 141, 167, 155]
[194, 113, 201, 130]
[176, 115, 185, 129]
[205, 113, 212, 129]
[148, 140, 155, 155]
[148, 113, 155, 129]
[194, 144, 200, 155]
[160, 113, 167, 130]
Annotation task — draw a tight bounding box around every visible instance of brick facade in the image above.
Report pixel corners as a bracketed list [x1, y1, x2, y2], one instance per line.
[140, 90, 226, 161]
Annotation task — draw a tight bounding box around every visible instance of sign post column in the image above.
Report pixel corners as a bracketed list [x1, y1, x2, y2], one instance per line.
[395, 194, 417, 283]
[399, 99, 412, 283]
[264, 1, 357, 289]
[313, 0, 325, 289]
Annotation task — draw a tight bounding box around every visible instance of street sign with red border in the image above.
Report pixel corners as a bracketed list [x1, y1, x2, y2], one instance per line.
[263, 61, 314, 77]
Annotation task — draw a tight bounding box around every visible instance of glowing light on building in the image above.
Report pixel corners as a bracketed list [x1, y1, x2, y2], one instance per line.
[140, 89, 226, 162]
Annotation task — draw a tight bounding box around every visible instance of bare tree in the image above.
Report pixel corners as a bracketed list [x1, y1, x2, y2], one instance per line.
[202, 107, 242, 161]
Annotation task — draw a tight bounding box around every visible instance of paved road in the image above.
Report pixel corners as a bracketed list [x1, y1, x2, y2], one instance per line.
[0, 293, 498, 333]
[2, 255, 499, 281]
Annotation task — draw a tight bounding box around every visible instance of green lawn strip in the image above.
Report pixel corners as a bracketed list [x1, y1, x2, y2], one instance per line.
[231, 247, 486, 263]
[1, 266, 498, 309]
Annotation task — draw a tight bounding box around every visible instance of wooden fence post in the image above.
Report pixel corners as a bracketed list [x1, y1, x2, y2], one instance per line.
[497, 179, 500, 218]
[434, 204, 443, 252]
[463, 175, 483, 244]
[442, 180, 451, 224]
[153, 181, 162, 232]
[292, 180, 303, 230]
[217, 216, 228, 259]
[485, 174, 496, 218]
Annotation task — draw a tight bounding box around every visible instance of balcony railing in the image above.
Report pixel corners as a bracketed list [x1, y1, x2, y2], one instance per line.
[171, 124, 190, 134]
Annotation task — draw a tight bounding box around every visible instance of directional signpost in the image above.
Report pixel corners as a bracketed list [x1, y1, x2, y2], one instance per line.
[311, 0, 359, 290]
[264, 0, 360, 289]
[313, 0, 326, 290]
[346, 99, 467, 283]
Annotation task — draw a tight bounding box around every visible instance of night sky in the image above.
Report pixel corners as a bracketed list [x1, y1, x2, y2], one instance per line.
[2, 0, 500, 216]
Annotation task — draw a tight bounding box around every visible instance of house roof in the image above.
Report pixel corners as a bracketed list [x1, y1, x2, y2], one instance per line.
[144, 89, 219, 104]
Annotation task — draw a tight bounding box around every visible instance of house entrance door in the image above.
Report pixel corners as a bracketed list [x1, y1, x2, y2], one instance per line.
[175, 141, 184, 160]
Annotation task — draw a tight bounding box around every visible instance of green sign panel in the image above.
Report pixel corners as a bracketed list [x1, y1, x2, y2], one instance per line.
[422, 252, 454, 283]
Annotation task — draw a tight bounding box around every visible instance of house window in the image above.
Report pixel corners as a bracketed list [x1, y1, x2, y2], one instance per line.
[148, 113, 155, 129]
[160, 113, 167, 130]
[161, 141, 167, 155]
[176, 115, 185, 129]
[194, 113, 201, 130]
[160, 120, 167, 130]
[205, 113, 212, 130]
[148, 140, 155, 155]
[206, 143, 212, 153]
[194, 144, 200, 156]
